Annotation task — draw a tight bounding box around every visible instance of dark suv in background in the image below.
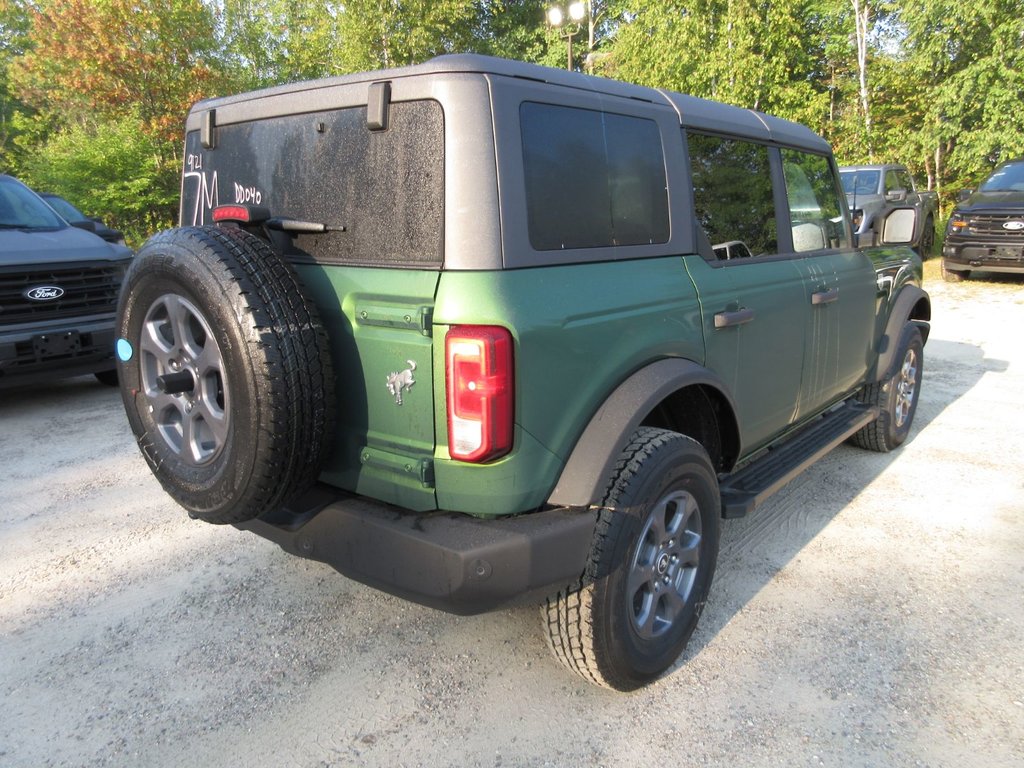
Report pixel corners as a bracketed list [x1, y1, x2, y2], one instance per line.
[942, 158, 1024, 281]
[38, 192, 126, 246]
[0, 174, 133, 388]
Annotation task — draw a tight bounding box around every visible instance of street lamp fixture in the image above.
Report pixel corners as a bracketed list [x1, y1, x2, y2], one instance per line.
[547, 2, 587, 71]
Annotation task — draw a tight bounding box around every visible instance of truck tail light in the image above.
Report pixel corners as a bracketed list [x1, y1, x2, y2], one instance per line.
[212, 204, 270, 225]
[445, 326, 514, 462]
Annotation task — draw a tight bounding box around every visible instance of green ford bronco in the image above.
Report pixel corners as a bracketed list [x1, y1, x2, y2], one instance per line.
[115, 55, 930, 690]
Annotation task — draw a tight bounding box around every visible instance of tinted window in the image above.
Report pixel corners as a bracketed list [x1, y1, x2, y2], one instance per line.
[782, 149, 849, 252]
[181, 100, 444, 267]
[520, 102, 669, 250]
[688, 133, 776, 257]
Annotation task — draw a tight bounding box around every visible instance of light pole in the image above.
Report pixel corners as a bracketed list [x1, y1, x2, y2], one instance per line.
[547, 2, 586, 71]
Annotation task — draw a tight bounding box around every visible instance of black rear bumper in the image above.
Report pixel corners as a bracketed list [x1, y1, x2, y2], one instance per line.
[237, 488, 597, 615]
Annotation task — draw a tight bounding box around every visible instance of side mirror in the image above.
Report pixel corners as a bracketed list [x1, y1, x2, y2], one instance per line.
[880, 207, 917, 245]
[956, 189, 973, 202]
[885, 188, 907, 203]
[70, 219, 98, 233]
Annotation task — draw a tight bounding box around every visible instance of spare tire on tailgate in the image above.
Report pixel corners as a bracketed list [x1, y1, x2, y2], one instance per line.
[115, 225, 335, 524]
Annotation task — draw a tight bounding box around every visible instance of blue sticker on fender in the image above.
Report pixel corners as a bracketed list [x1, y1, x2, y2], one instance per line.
[116, 339, 133, 362]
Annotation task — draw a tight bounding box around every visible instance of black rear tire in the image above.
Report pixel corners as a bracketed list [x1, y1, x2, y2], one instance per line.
[115, 226, 335, 524]
[95, 369, 118, 386]
[543, 428, 720, 690]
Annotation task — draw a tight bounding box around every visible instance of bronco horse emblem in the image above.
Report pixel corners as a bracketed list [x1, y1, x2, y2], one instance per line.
[386, 360, 416, 405]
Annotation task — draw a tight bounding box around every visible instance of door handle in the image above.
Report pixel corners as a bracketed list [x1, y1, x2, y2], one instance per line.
[811, 288, 839, 305]
[714, 307, 755, 328]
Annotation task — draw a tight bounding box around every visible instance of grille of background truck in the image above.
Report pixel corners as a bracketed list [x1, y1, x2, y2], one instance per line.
[0, 262, 128, 325]
[963, 214, 1024, 239]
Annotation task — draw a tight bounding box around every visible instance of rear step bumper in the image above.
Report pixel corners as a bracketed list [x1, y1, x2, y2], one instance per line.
[238, 400, 877, 611]
[719, 401, 879, 519]
[237, 492, 597, 616]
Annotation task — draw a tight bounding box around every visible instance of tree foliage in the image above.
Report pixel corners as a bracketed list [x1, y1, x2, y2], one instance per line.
[0, 0, 31, 171]
[19, 114, 177, 244]
[12, 0, 226, 143]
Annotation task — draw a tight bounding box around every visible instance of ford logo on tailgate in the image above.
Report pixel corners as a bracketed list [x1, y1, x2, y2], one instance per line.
[1002, 220, 1024, 231]
[24, 286, 65, 301]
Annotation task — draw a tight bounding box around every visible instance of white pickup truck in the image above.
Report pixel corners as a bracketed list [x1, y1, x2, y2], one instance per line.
[840, 164, 938, 256]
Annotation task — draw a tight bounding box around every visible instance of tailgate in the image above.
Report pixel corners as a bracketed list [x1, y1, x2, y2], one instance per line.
[299, 264, 441, 512]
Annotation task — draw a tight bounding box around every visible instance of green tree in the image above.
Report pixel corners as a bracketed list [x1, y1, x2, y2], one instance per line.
[18, 114, 178, 245]
[0, 0, 31, 171]
[10, 0, 226, 143]
[7, 0, 229, 241]
[216, 0, 343, 88]
[470, 1, 550, 64]
[333, 0, 480, 71]
[610, 0, 829, 128]
[872, 0, 1024, 209]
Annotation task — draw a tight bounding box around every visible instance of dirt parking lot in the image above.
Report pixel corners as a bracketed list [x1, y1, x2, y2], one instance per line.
[2, 270, 1022, 768]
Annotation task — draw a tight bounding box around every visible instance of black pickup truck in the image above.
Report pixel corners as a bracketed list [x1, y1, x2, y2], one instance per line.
[942, 158, 1024, 281]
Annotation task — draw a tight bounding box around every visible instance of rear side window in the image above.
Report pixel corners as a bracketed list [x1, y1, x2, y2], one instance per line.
[520, 102, 669, 251]
[688, 133, 777, 257]
[182, 100, 444, 268]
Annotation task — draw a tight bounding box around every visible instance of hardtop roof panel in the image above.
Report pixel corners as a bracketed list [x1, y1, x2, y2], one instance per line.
[660, 92, 830, 153]
[186, 53, 832, 156]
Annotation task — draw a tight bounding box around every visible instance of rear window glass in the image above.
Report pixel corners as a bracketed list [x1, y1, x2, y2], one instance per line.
[520, 102, 670, 251]
[181, 100, 444, 268]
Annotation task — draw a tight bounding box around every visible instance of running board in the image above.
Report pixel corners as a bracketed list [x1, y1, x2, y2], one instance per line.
[719, 402, 879, 519]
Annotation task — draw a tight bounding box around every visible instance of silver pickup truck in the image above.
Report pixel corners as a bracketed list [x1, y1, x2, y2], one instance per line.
[841, 164, 938, 256]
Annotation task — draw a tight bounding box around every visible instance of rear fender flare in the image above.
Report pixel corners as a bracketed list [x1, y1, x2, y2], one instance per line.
[547, 359, 737, 508]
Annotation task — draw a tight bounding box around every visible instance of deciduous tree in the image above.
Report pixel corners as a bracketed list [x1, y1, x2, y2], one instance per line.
[11, 0, 225, 143]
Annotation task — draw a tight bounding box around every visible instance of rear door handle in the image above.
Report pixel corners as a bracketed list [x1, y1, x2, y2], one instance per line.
[714, 307, 755, 328]
[811, 288, 839, 305]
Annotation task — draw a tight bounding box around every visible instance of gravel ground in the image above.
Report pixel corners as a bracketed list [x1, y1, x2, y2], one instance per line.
[2, 272, 1022, 768]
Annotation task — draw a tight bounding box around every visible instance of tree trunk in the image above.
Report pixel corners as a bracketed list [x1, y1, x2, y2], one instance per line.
[852, 0, 872, 160]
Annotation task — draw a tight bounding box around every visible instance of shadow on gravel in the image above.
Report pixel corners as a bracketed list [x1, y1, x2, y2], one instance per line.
[676, 335, 1009, 663]
[0, 373, 120, 411]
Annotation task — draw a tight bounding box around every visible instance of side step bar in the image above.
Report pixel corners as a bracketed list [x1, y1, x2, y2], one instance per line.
[719, 401, 879, 519]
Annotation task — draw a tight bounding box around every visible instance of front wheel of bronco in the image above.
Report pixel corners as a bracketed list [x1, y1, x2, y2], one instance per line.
[115, 226, 335, 524]
[543, 428, 720, 691]
[851, 324, 923, 452]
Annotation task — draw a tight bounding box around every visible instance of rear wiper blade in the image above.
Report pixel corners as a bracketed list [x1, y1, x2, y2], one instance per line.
[266, 217, 346, 234]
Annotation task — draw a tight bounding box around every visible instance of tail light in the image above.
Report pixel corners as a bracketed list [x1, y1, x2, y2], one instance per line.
[445, 326, 514, 462]
[212, 204, 270, 224]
